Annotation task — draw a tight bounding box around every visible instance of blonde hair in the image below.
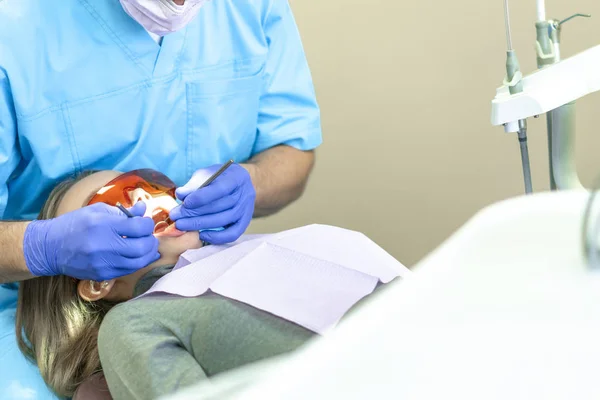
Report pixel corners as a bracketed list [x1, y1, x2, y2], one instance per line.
[15, 172, 116, 398]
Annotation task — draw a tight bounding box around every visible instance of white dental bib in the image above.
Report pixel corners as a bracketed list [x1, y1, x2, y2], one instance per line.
[133, 225, 411, 334]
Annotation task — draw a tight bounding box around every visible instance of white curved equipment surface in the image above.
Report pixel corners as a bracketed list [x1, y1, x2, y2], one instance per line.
[166, 190, 600, 400]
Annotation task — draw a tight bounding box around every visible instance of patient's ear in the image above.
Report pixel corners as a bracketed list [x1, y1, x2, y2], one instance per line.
[78, 280, 115, 302]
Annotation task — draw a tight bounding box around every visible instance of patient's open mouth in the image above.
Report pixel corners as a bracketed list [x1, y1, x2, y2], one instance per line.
[152, 208, 185, 237]
[156, 223, 185, 237]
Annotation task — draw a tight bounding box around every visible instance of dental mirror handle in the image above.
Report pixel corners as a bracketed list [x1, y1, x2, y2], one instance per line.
[116, 202, 135, 218]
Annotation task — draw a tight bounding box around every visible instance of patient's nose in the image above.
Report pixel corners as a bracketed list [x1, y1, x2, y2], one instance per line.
[130, 188, 153, 204]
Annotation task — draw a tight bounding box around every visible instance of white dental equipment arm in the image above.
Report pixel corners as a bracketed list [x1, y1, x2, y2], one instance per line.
[536, 0, 546, 22]
[492, 0, 592, 192]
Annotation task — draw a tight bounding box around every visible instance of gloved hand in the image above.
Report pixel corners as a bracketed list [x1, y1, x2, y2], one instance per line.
[169, 163, 256, 245]
[24, 202, 160, 281]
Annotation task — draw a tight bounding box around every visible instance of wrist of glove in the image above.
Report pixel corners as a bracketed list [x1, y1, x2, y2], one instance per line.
[23, 219, 55, 277]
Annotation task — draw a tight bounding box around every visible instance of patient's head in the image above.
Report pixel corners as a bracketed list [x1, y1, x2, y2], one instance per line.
[15, 170, 203, 397]
[56, 170, 202, 301]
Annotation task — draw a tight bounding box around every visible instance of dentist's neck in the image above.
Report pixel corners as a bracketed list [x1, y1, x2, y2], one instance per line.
[173, 0, 185, 5]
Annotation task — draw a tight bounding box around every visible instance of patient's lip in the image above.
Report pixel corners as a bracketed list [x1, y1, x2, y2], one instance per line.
[154, 223, 185, 238]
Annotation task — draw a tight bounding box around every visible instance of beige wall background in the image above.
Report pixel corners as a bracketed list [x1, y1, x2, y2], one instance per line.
[249, 0, 600, 267]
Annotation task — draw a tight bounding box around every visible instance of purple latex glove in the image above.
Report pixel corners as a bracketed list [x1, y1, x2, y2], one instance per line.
[169, 163, 256, 244]
[24, 202, 160, 281]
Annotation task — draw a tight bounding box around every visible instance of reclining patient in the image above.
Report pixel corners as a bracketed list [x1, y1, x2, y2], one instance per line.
[15, 170, 325, 399]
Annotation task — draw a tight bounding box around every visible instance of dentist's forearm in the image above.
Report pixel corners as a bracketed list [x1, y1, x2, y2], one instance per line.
[0, 221, 35, 283]
[242, 145, 315, 218]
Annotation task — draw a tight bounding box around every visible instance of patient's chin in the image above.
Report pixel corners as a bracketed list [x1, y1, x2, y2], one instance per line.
[157, 231, 203, 262]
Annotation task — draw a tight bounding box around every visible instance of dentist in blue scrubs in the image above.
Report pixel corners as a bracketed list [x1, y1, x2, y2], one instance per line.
[0, 0, 321, 397]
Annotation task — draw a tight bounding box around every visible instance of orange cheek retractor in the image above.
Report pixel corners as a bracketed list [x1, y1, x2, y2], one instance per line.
[87, 169, 178, 234]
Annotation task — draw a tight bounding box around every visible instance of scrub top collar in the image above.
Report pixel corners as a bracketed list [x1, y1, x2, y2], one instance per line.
[78, 0, 187, 77]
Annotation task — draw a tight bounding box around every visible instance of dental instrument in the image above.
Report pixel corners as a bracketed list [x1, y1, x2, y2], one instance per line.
[492, 0, 592, 192]
[116, 202, 135, 218]
[198, 159, 235, 190]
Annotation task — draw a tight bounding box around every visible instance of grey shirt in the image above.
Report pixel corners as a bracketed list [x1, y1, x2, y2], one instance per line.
[98, 266, 315, 400]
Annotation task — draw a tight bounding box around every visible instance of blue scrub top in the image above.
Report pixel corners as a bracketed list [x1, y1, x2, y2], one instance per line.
[0, 0, 321, 397]
[0, 0, 322, 221]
